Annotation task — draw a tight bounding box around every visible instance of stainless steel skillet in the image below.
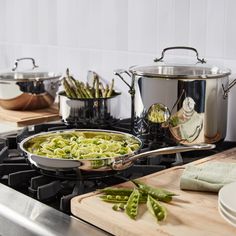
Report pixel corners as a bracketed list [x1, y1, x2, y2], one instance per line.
[19, 129, 215, 172]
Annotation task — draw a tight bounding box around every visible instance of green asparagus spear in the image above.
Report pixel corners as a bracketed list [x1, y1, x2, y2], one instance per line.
[107, 78, 114, 97]
[104, 84, 109, 98]
[95, 77, 100, 98]
[63, 78, 77, 98]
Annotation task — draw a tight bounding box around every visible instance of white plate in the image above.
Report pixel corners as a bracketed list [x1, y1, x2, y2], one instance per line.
[218, 203, 236, 228]
[219, 198, 236, 218]
[218, 182, 236, 214]
[219, 200, 236, 220]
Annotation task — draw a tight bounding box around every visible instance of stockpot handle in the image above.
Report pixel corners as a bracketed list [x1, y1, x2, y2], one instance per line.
[112, 143, 215, 171]
[113, 69, 133, 90]
[12, 57, 39, 71]
[154, 46, 206, 64]
[222, 79, 236, 99]
[114, 69, 136, 133]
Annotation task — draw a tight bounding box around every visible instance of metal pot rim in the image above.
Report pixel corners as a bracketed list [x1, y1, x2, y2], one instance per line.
[58, 91, 122, 100]
[129, 64, 231, 79]
[0, 71, 62, 82]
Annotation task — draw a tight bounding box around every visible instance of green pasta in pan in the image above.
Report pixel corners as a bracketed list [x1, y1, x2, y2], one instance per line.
[24, 131, 141, 160]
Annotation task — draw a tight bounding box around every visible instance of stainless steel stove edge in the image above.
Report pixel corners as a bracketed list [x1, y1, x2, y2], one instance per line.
[0, 183, 109, 236]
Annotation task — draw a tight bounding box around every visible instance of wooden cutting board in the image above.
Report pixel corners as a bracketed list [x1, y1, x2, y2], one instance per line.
[71, 148, 236, 236]
[0, 104, 61, 127]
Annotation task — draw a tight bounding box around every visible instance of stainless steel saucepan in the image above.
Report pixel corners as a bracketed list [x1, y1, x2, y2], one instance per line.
[0, 57, 61, 110]
[19, 129, 215, 172]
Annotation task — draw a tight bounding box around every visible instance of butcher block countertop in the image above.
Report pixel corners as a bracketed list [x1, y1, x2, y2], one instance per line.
[71, 148, 236, 236]
[0, 104, 60, 127]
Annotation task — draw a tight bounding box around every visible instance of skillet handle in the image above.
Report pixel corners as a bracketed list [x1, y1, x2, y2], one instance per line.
[112, 143, 215, 171]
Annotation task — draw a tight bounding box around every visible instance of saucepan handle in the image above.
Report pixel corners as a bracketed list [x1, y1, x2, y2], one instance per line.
[154, 46, 206, 64]
[112, 143, 215, 171]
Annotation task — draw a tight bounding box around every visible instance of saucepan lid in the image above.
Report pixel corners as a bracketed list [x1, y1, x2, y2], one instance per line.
[0, 57, 61, 82]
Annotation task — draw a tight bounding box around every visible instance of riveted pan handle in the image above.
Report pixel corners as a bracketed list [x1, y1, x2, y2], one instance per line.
[154, 46, 206, 64]
[112, 143, 215, 171]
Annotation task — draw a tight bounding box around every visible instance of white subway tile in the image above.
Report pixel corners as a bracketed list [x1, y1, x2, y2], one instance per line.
[157, 0, 175, 54]
[0, 44, 8, 69]
[189, 0, 207, 55]
[173, 0, 190, 53]
[128, 52, 155, 66]
[86, 0, 103, 49]
[101, 0, 128, 51]
[0, 0, 6, 42]
[5, 0, 17, 43]
[6, 0, 38, 44]
[38, 0, 58, 45]
[128, 0, 157, 53]
[205, 0, 225, 58]
[224, 0, 236, 59]
[57, 0, 81, 47]
[57, 47, 90, 80]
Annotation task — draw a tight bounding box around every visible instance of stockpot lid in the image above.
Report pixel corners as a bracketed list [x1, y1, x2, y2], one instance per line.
[129, 46, 231, 79]
[0, 57, 61, 82]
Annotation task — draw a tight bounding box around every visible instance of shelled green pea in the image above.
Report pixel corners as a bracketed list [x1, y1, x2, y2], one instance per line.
[112, 203, 126, 211]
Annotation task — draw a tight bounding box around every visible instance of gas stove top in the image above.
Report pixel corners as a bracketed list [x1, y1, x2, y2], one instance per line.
[0, 120, 235, 235]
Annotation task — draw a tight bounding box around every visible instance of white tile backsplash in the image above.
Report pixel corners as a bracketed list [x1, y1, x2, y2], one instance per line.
[173, 0, 190, 49]
[0, 0, 6, 42]
[189, 0, 208, 55]
[205, 0, 225, 58]
[128, 0, 157, 53]
[157, 0, 175, 54]
[224, 0, 236, 59]
[1, 0, 236, 140]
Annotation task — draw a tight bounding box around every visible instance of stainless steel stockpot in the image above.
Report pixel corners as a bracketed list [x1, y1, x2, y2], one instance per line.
[0, 58, 61, 110]
[115, 46, 236, 144]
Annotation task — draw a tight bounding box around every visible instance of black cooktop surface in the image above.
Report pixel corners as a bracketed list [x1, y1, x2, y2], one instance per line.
[0, 120, 235, 214]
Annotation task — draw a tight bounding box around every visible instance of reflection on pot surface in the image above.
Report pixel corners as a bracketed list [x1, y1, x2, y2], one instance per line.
[59, 92, 121, 126]
[169, 96, 203, 144]
[133, 76, 228, 144]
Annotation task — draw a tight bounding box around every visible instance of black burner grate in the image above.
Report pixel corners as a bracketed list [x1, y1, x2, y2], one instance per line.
[0, 119, 236, 214]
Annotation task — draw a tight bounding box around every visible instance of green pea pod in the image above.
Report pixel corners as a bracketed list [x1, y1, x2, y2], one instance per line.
[132, 180, 176, 203]
[99, 187, 134, 196]
[100, 194, 129, 203]
[99, 194, 147, 203]
[147, 195, 167, 221]
[125, 188, 140, 220]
